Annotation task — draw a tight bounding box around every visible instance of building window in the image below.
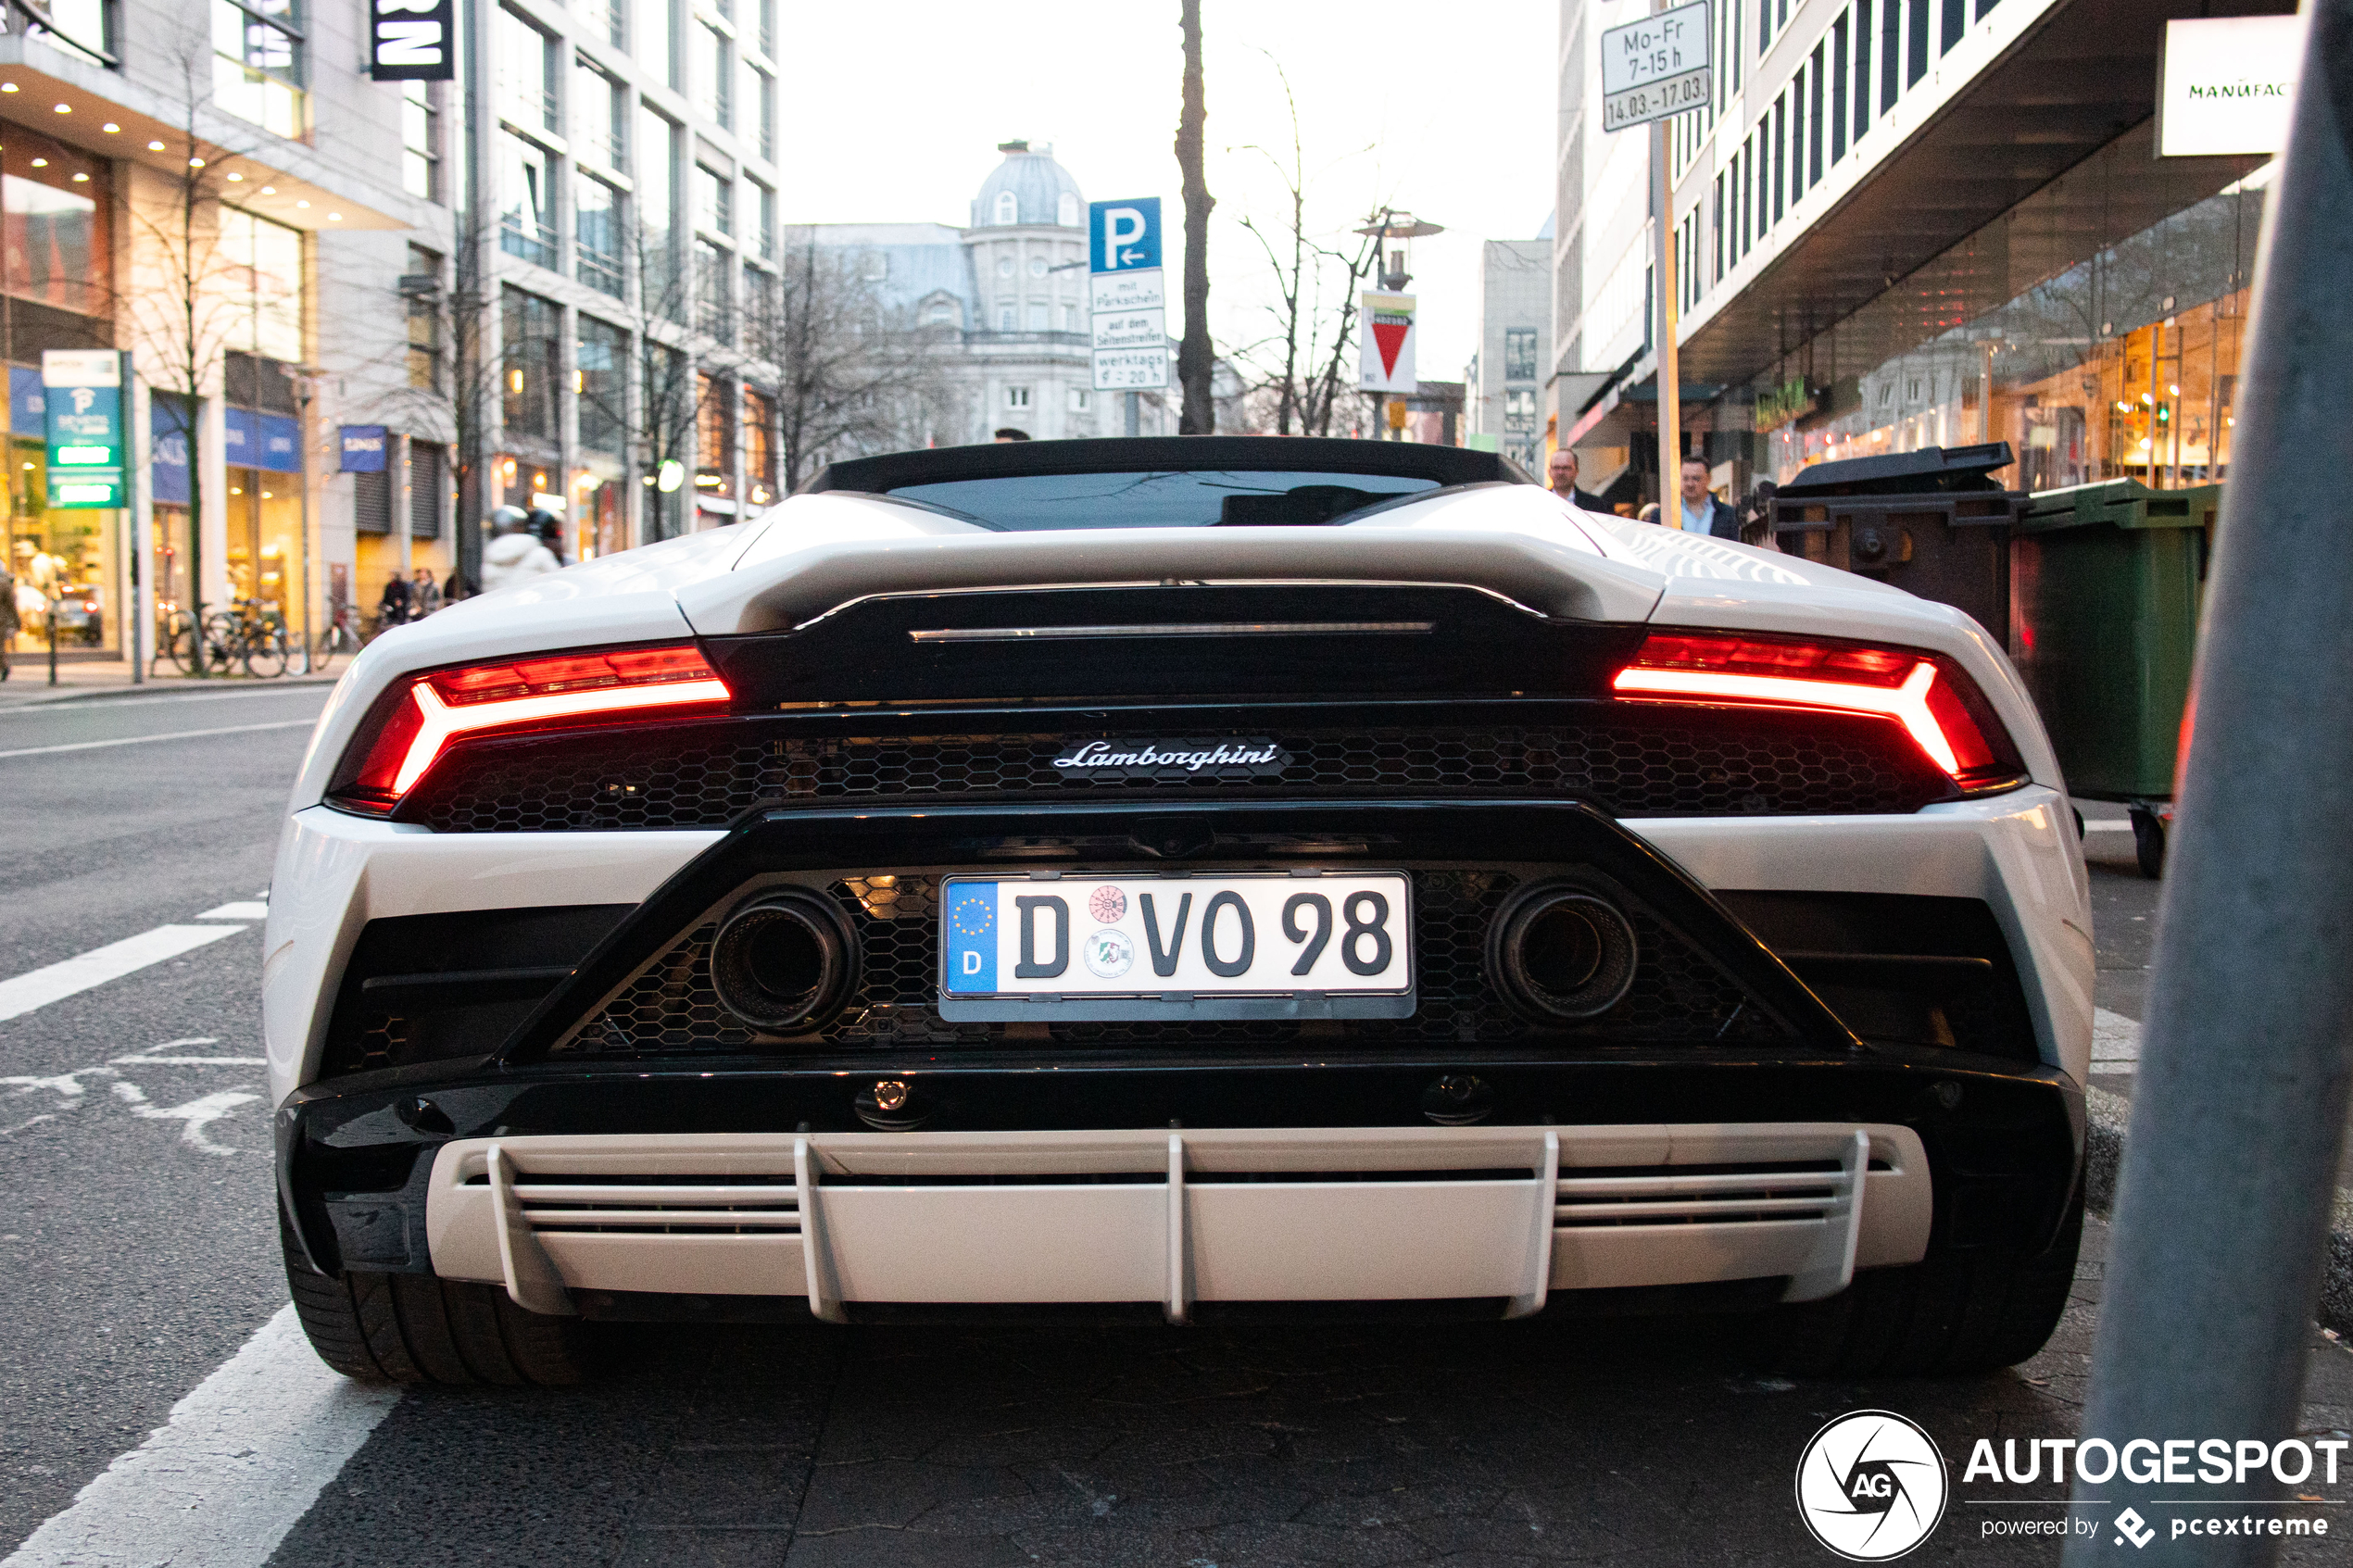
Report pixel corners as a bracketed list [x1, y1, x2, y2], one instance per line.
[696, 373, 735, 497]
[1831, 19, 1850, 164]
[501, 286, 561, 442]
[407, 245, 444, 391]
[23, 0, 108, 65]
[222, 208, 303, 360]
[1906, 0, 1930, 87]
[1713, 171, 1725, 282]
[996, 304, 1014, 332]
[636, 0, 675, 89]
[497, 8, 557, 132]
[742, 387, 776, 505]
[1005, 385, 1031, 409]
[1504, 328, 1538, 382]
[1, 134, 109, 318]
[1067, 387, 1089, 412]
[1062, 303, 1077, 331]
[576, 173, 623, 296]
[577, 316, 627, 455]
[575, 61, 623, 169]
[992, 190, 1017, 225]
[401, 82, 440, 201]
[1856, 0, 1876, 134]
[754, 182, 775, 261]
[598, 0, 626, 50]
[1026, 301, 1049, 331]
[695, 238, 733, 341]
[498, 131, 557, 268]
[927, 302, 959, 327]
[212, 0, 307, 136]
[695, 164, 732, 235]
[694, 20, 730, 129]
[740, 57, 774, 160]
[1058, 192, 1079, 227]
[1808, 43, 1827, 185]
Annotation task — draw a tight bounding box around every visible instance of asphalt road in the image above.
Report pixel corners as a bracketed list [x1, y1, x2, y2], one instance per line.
[2, 697, 2347, 1566]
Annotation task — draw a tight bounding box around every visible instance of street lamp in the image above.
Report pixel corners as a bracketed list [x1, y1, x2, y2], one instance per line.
[1353, 210, 1444, 440]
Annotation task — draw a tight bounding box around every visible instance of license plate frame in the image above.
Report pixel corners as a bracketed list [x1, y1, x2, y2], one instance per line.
[937, 870, 1416, 1022]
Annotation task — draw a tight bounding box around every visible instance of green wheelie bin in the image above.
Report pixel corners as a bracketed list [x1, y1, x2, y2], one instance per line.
[2008, 479, 2222, 877]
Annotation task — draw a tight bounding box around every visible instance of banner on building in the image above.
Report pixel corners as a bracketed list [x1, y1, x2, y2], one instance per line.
[370, 0, 457, 82]
[1359, 292, 1417, 393]
[340, 425, 388, 472]
[2158, 15, 2308, 157]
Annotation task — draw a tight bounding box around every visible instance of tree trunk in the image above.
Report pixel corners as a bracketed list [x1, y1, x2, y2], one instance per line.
[1175, 0, 1214, 433]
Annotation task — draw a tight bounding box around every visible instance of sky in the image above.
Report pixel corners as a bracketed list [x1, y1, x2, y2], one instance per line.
[772, 1, 1557, 394]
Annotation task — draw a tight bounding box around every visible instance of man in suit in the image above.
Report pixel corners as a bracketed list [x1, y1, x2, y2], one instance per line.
[1669, 456, 1742, 540]
[1546, 448, 1605, 511]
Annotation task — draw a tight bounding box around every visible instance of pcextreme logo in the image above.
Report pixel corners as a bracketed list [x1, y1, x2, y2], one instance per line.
[1795, 1411, 1950, 1561]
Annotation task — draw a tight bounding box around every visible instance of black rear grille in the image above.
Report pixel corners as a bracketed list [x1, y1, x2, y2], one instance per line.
[402, 710, 1945, 834]
[548, 871, 1788, 1061]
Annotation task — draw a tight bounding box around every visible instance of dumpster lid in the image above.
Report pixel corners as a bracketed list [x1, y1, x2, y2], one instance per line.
[1776, 442, 2017, 497]
[2016, 477, 2223, 532]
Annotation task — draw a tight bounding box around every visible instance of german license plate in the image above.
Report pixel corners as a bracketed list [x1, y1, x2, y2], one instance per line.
[937, 872, 1416, 1022]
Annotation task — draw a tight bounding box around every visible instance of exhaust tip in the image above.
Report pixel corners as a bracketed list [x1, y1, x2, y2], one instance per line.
[1489, 883, 1639, 1022]
[711, 889, 860, 1034]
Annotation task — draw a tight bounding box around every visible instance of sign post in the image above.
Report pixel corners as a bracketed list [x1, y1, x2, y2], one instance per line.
[1358, 290, 1418, 440]
[1600, 0, 1709, 511]
[1089, 197, 1168, 436]
[43, 349, 126, 508]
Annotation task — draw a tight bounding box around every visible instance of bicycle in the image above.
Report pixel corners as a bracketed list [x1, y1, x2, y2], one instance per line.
[209, 598, 289, 679]
[313, 600, 363, 665]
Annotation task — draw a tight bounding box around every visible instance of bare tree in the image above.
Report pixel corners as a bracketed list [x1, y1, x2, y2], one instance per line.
[119, 31, 265, 673]
[1228, 63, 1382, 437]
[1176, 0, 1215, 433]
[751, 233, 953, 489]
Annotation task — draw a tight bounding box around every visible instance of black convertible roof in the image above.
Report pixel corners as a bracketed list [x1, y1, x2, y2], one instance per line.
[802, 436, 1537, 495]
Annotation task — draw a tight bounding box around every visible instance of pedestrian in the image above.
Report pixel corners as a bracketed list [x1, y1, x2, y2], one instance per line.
[480, 506, 560, 593]
[1637, 501, 1661, 523]
[0, 561, 16, 681]
[409, 568, 443, 618]
[529, 508, 567, 567]
[1545, 448, 1606, 510]
[1741, 479, 1783, 551]
[375, 571, 412, 632]
[1668, 457, 1742, 540]
[993, 427, 1031, 443]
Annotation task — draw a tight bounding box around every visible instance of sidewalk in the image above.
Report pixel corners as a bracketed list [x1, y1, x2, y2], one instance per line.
[0, 656, 354, 710]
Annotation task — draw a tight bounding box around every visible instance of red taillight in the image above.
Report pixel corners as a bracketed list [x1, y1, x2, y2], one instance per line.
[329, 642, 730, 814]
[1612, 631, 2023, 790]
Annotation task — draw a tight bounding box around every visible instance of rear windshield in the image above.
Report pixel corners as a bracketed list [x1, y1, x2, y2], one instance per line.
[886, 470, 1441, 531]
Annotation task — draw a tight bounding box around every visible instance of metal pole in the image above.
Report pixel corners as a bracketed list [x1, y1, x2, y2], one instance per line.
[2063, 6, 2353, 1561]
[126, 352, 146, 685]
[1650, 5, 1680, 511]
[46, 602, 56, 685]
[1125, 389, 1139, 438]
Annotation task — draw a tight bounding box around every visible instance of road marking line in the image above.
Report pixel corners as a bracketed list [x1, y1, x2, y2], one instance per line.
[111, 1082, 263, 1157]
[6, 686, 329, 713]
[2081, 821, 2133, 833]
[0, 925, 245, 1022]
[113, 1055, 269, 1065]
[0, 718, 314, 760]
[196, 901, 271, 921]
[2092, 1008, 2142, 1073]
[1, 1307, 400, 1568]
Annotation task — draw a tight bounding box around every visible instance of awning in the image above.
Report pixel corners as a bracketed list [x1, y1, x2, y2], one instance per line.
[1678, 0, 2283, 389]
[0, 37, 411, 232]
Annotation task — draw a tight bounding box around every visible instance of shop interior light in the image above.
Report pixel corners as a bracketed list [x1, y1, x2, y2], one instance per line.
[1612, 632, 2021, 787]
[333, 645, 731, 809]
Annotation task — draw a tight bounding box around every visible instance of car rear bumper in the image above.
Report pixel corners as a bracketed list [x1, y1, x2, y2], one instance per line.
[278, 1053, 2082, 1323]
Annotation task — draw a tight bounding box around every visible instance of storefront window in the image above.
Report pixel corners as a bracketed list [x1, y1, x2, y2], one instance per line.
[2, 131, 110, 317]
[1753, 127, 2264, 494]
[221, 208, 304, 362]
[5, 368, 120, 657]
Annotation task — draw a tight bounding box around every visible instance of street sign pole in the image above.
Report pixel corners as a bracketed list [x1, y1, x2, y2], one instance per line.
[1600, 0, 1708, 510]
[2062, 7, 2353, 1558]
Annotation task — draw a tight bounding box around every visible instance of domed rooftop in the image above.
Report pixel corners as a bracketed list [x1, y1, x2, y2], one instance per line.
[971, 140, 1084, 229]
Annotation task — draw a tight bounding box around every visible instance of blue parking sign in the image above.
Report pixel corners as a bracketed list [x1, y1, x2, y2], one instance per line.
[1088, 198, 1162, 273]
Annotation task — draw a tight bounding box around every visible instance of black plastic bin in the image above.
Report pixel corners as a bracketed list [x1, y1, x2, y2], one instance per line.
[1768, 443, 2025, 640]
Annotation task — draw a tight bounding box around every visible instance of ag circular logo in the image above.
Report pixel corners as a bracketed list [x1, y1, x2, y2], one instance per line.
[1083, 928, 1134, 978]
[1794, 1410, 1948, 1561]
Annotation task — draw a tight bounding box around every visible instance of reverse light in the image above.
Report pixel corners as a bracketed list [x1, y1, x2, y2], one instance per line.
[329, 644, 729, 813]
[1612, 632, 2024, 790]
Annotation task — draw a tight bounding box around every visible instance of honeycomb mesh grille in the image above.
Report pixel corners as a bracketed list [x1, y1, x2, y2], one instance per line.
[400, 714, 1941, 834]
[547, 872, 1785, 1060]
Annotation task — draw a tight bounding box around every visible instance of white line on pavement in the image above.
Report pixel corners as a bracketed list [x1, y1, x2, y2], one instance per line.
[0, 718, 315, 760]
[2092, 1008, 2142, 1073]
[196, 901, 271, 921]
[2, 1307, 400, 1568]
[0, 925, 245, 1022]
[5, 686, 329, 713]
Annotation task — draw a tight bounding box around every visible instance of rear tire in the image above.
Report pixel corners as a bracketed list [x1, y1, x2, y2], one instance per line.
[2130, 807, 2167, 879]
[281, 1210, 586, 1386]
[1757, 1190, 2082, 1377]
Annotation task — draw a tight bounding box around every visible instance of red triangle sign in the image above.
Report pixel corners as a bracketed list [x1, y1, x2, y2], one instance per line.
[1371, 319, 1410, 379]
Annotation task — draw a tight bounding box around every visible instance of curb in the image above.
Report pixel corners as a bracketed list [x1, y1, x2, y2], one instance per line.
[2083, 1083, 2353, 1337]
[0, 673, 343, 709]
